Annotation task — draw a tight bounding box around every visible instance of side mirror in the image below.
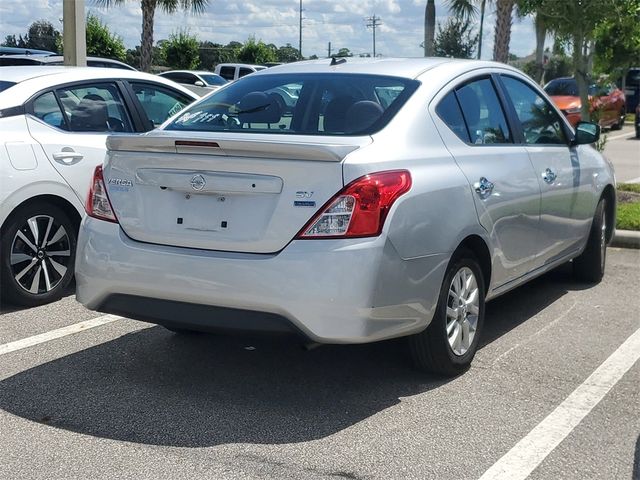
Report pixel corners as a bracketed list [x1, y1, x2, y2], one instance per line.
[573, 121, 600, 145]
[194, 80, 205, 87]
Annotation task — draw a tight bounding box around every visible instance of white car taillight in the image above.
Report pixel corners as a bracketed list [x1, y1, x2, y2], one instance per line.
[296, 170, 411, 239]
[86, 166, 118, 223]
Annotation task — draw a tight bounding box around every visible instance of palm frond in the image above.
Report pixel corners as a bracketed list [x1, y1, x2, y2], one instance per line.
[92, 0, 127, 8]
[446, 0, 478, 21]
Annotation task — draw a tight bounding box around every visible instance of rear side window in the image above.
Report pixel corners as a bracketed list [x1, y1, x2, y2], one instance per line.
[0, 80, 16, 93]
[219, 67, 235, 80]
[33, 91, 66, 129]
[239, 67, 253, 78]
[436, 91, 469, 143]
[56, 82, 133, 133]
[166, 73, 419, 136]
[438, 77, 511, 145]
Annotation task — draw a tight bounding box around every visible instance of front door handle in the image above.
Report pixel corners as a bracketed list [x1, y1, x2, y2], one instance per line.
[473, 177, 494, 199]
[52, 148, 83, 165]
[542, 168, 557, 184]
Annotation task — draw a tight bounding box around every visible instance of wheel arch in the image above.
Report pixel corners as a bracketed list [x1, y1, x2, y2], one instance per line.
[1, 194, 83, 235]
[454, 234, 492, 296]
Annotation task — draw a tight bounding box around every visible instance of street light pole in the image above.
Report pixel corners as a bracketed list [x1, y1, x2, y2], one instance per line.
[299, 0, 303, 59]
[62, 0, 86, 66]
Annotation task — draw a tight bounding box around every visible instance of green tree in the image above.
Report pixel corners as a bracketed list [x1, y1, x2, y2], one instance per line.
[13, 20, 61, 52]
[161, 30, 200, 69]
[593, 0, 640, 88]
[447, 0, 491, 59]
[520, 0, 631, 121]
[85, 14, 126, 61]
[335, 47, 352, 57]
[237, 37, 277, 64]
[433, 18, 478, 59]
[276, 43, 302, 63]
[95, 0, 209, 72]
[1, 35, 20, 48]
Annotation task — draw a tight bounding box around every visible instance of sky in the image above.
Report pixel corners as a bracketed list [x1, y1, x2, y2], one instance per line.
[1, 0, 537, 60]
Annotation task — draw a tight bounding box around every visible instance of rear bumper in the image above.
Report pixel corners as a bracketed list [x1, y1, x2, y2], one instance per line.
[75, 217, 447, 343]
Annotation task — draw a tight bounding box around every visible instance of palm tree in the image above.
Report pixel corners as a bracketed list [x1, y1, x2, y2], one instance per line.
[95, 0, 208, 72]
[424, 0, 436, 56]
[493, 0, 515, 63]
[446, 0, 491, 60]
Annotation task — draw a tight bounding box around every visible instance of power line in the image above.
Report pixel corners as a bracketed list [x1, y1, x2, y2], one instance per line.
[365, 14, 382, 57]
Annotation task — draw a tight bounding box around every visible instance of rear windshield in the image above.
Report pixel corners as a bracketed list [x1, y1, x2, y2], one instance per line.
[165, 73, 419, 136]
[0, 81, 16, 93]
[200, 74, 227, 86]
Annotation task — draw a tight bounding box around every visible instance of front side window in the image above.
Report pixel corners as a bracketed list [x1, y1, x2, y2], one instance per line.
[166, 73, 418, 136]
[456, 78, 512, 144]
[33, 91, 65, 129]
[501, 76, 567, 145]
[130, 82, 193, 128]
[56, 82, 132, 132]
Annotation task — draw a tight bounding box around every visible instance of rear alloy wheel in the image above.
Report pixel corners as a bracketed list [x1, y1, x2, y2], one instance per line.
[573, 198, 607, 283]
[0, 203, 76, 307]
[409, 251, 485, 376]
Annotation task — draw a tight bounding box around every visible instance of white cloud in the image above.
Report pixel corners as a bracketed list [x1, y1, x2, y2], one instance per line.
[1, 0, 535, 60]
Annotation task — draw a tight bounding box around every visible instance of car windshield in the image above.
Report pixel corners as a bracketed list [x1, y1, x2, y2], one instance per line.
[0, 80, 16, 92]
[200, 74, 227, 86]
[165, 73, 418, 136]
[544, 79, 578, 96]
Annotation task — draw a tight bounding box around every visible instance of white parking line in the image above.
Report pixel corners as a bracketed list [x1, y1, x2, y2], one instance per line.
[0, 314, 121, 356]
[479, 326, 640, 480]
[607, 131, 635, 141]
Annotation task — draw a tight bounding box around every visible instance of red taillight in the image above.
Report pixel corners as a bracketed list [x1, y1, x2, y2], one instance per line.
[296, 170, 411, 239]
[86, 165, 118, 223]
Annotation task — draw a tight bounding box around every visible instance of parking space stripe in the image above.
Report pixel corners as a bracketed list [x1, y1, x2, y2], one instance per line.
[607, 131, 635, 141]
[479, 326, 640, 480]
[0, 314, 121, 356]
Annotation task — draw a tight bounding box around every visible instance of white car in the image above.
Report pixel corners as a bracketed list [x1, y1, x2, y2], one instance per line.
[0, 67, 198, 306]
[213, 63, 267, 81]
[157, 70, 227, 96]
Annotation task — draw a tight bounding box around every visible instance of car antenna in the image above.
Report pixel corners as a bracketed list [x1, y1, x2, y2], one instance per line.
[330, 57, 347, 66]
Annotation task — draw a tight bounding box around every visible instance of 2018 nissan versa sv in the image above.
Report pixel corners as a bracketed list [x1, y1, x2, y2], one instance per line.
[75, 58, 615, 376]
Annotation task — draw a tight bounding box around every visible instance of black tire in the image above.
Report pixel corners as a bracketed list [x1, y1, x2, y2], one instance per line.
[573, 199, 607, 283]
[0, 202, 77, 307]
[408, 250, 485, 377]
[611, 109, 625, 131]
[636, 124, 640, 139]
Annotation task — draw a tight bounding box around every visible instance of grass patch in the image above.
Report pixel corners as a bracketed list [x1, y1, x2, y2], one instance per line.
[625, 113, 634, 123]
[618, 183, 640, 194]
[617, 203, 640, 230]
[617, 184, 640, 230]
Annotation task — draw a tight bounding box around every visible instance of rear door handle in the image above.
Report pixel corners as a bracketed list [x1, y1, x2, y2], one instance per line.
[52, 148, 83, 165]
[473, 177, 494, 199]
[542, 168, 557, 184]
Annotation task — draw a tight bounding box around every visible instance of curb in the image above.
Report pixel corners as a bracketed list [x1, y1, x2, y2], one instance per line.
[612, 229, 640, 249]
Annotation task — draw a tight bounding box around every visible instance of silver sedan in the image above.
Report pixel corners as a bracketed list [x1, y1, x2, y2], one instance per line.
[75, 58, 615, 376]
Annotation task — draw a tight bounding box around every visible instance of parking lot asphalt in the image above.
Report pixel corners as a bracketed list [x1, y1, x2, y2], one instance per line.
[603, 124, 639, 183]
[0, 248, 638, 480]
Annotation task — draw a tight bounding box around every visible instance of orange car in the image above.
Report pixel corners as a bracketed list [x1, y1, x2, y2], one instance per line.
[544, 77, 626, 130]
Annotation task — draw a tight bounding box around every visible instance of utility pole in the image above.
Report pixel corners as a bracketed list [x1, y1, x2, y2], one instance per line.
[327, 41, 332, 58]
[299, 0, 303, 59]
[366, 15, 382, 57]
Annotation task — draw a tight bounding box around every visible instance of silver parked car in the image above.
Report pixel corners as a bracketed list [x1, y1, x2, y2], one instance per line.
[75, 58, 615, 376]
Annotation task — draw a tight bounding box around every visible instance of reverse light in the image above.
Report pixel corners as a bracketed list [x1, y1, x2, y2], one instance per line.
[296, 170, 411, 239]
[86, 165, 118, 223]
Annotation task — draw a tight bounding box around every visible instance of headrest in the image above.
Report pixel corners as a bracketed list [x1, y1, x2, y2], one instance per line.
[237, 91, 282, 124]
[345, 101, 384, 134]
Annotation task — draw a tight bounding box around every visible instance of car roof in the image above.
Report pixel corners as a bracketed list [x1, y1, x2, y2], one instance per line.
[252, 57, 503, 79]
[0, 54, 135, 68]
[160, 70, 216, 75]
[0, 66, 198, 107]
[217, 63, 265, 69]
